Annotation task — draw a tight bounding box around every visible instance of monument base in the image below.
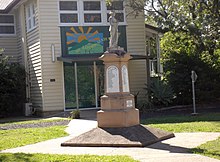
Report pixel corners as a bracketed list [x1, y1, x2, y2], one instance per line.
[97, 108, 139, 128]
[61, 125, 175, 147]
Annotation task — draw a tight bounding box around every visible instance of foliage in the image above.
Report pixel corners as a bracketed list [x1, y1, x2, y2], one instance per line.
[70, 109, 80, 119]
[163, 49, 220, 104]
[127, 0, 220, 56]
[142, 113, 220, 133]
[192, 137, 220, 160]
[0, 56, 26, 117]
[161, 32, 197, 58]
[0, 153, 138, 162]
[144, 78, 174, 107]
[0, 126, 67, 151]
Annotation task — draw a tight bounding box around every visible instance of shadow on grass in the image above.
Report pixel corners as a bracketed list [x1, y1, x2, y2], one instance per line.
[141, 113, 220, 125]
[0, 153, 33, 162]
[0, 116, 44, 124]
[191, 148, 220, 159]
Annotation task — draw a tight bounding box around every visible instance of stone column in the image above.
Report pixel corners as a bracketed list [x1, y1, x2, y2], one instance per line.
[97, 52, 139, 128]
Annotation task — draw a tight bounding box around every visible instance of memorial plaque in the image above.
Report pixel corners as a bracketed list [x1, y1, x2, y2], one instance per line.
[106, 66, 120, 93]
[126, 100, 133, 107]
[122, 65, 129, 92]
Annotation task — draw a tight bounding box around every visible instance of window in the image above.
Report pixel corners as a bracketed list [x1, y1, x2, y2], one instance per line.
[26, 3, 36, 32]
[107, 1, 124, 22]
[59, 1, 78, 24]
[58, 0, 126, 25]
[0, 15, 15, 35]
[83, 1, 102, 23]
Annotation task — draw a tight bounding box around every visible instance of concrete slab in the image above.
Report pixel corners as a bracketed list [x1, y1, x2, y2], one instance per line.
[61, 125, 174, 147]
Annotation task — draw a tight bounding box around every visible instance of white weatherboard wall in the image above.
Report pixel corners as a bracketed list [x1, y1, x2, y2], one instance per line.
[0, 10, 19, 63]
[126, 10, 147, 101]
[38, 0, 64, 113]
[0, 10, 21, 63]
[24, 0, 43, 112]
[0, 37, 18, 62]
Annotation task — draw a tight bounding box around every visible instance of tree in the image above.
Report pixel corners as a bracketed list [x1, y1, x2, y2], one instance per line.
[161, 31, 220, 104]
[126, 0, 220, 56]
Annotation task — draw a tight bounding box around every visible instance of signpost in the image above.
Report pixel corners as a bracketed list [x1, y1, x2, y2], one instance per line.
[191, 70, 198, 115]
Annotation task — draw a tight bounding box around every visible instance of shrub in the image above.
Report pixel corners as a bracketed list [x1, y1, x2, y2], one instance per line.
[163, 51, 220, 105]
[70, 109, 80, 119]
[144, 78, 174, 107]
[0, 56, 26, 117]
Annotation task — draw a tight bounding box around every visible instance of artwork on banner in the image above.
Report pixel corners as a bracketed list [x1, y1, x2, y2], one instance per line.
[66, 26, 104, 54]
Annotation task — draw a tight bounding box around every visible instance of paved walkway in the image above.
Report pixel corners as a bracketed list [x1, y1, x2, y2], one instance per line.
[1, 119, 220, 162]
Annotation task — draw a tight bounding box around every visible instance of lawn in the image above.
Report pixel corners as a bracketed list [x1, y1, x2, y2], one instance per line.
[142, 113, 220, 132]
[142, 112, 220, 160]
[192, 137, 220, 160]
[0, 126, 67, 150]
[0, 118, 138, 162]
[0, 113, 220, 161]
[0, 153, 138, 162]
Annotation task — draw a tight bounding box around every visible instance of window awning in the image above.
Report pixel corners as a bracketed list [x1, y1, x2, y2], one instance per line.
[57, 54, 148, 63]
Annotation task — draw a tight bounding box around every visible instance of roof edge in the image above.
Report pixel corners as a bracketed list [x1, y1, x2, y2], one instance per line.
[145, 24, 165, 33]
[0, 0, 21, 13]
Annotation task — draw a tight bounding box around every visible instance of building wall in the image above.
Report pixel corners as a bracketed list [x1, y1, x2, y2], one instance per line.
[126, 9, 147, 102]
[38, 0, 64, 113]
[0, 10, 19, 63]
[24, 0, 43, 112]
[36, 0, 147, 113]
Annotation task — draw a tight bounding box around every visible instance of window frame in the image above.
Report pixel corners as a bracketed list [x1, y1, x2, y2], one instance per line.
[59, 0, 79, 26]
[26, 2, 37, 32]
[82, 0, 103, 25]
[106, 0, 126, 24]
[58, 0, 126, 26]
[0, 14, 16, 36]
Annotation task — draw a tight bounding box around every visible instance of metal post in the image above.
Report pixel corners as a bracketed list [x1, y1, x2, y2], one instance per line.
[191, 71, 198, 115]
[74, 62, 79, 109]
[94, 61, 98, 108]
[192, 79, 196, 114]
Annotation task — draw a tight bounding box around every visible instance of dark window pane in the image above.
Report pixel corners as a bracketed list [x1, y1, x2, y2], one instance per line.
[0, 26, 15, 34]
[0, 15, 14, 23]
[59, 1, 77, 10]
[107, 13, 124, 22]
[60, 14, 78, 23]
[84, 14, 101, 22]
[107, 1, 123, 10]
[84, 1, 100, 10]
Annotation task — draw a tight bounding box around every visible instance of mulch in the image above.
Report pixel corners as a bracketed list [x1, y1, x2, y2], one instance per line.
[0, 120, 70, 130]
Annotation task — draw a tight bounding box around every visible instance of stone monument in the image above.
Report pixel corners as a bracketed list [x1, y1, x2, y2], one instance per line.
[61, 12, 174, 147]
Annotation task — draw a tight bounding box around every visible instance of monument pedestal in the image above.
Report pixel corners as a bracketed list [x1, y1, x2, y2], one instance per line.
[97, 53, 139, 127]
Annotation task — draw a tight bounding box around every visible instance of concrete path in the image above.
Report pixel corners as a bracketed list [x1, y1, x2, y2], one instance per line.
[1, 119, 220, 162]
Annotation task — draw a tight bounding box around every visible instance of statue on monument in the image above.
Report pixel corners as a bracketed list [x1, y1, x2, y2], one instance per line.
[108, 11, 125, 55]
[109, 11, 118, 49]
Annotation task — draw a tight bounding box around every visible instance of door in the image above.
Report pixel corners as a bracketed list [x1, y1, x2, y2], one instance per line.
[64, 61, 104, 109]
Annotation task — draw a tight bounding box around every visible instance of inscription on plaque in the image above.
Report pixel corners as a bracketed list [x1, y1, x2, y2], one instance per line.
[106, 66, 119, 93]
[122, 65, 129, 92]
[126, 100, 133, 107]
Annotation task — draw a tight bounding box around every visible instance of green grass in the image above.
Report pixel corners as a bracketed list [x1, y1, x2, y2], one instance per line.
[0, 153, 138, 162]
[142, 112, 220, 160]
[192, 137, 220, 160]
[0, 126, 68, 151]
[142, 113, 220, 132]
